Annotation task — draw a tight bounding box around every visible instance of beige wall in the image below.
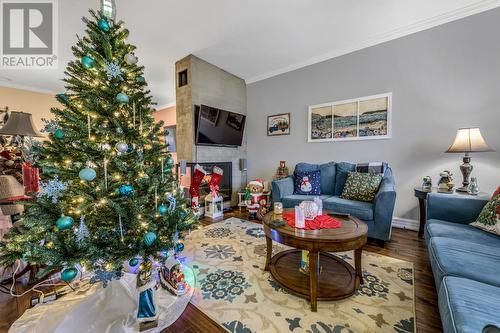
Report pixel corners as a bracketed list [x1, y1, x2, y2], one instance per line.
[0, 86, 58, 133]
[154, 105, 177, 163]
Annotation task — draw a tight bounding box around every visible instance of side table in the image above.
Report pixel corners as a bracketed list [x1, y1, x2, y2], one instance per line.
[414, 187, 488, 238]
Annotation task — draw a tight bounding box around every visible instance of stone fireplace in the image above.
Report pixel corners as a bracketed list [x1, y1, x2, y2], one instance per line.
[186, 162, 233, 204]
[175, 55, 247, 206]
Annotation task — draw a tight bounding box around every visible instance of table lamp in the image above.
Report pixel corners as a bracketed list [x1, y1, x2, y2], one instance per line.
[446, 127, 492, 192]
[0, 111, 43, 138]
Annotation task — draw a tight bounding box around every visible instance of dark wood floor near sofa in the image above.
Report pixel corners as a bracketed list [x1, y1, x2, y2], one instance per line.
[0, 210, 443, 333]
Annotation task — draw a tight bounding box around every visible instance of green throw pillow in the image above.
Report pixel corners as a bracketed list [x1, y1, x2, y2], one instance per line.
[470, 193, 500, 236]
[341, 172, 383, 202]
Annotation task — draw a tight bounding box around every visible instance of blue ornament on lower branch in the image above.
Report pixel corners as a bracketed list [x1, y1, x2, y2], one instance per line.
[118, 184, 134, 197]
[56, 216, 74, 230]
[129, 257, 139, 267]
[61, 267, 78, 282]
[175, 242, 184, 253]
[143, 232, 157, 246]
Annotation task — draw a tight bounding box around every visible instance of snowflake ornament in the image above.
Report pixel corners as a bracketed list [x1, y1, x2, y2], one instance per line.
[105, 60, 123, 81]
[37, 176, 68, 203]
[90, 269, 123, 288]
[41, 118, 60, 133]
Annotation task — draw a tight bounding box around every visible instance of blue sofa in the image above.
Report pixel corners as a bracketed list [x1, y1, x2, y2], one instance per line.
[272, 161, 396, 243]
[425, 193, 500, 333]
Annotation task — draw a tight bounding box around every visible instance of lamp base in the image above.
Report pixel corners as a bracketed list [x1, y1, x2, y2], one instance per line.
[457, 154, 473, 193]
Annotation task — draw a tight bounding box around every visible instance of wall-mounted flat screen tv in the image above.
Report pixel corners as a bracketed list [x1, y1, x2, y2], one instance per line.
[195, 105, 246, 147]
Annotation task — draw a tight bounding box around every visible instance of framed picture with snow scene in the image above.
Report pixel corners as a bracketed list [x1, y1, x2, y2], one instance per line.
[307, 92, 392, 142]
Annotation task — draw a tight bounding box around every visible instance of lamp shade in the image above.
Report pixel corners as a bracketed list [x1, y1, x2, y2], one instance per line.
[0, 111, 43, 137]
[446, 128, 492, 153]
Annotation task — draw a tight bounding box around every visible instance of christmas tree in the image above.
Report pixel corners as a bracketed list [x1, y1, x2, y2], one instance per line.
[0, 9, 197, 283]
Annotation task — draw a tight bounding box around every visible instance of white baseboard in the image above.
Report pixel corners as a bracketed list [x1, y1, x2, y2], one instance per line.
[392, 217, 419, 231]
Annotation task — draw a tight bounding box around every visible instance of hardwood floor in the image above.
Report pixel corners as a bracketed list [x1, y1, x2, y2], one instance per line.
[1, 210, 443, 333]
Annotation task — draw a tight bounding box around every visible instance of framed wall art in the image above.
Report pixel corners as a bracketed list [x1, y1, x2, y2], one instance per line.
[308, 92, 392, 142]
[267, 113, 290, 136]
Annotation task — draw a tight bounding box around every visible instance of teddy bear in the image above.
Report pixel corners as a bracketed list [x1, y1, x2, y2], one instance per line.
[245, 179, 266, 220]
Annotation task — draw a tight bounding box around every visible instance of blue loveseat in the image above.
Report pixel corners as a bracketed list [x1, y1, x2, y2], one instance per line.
[272, 161, 396, 243]
[425, 193, 500, 333]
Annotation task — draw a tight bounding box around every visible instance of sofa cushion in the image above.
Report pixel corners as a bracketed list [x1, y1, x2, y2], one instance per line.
[425, 219, 500, 245]
[323, 196, 373, 221]
[293, 170, 321, 195]
[295, 162, 336, 195]
[470, 191, 500, 236]
[439, 276, 500, 333]
[341, 172, 382, 202]
[428, 237, 500, 290]
[334, 162, 355, 196]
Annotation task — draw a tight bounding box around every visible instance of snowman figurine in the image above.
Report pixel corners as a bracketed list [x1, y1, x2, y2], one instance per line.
[300, 176, 312, 193]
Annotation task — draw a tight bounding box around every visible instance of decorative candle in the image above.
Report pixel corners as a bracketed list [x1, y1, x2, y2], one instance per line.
[295, 206, 305, 229]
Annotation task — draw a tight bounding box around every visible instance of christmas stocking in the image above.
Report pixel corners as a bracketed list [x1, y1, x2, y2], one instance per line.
[189, 164, 206, 210]
[208, 166, 223, 198]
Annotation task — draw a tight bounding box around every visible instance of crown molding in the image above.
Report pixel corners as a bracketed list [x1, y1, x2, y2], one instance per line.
[155, 101, 176, 110]
[0, 82, 57, 95]
[246, 0, 500, 84]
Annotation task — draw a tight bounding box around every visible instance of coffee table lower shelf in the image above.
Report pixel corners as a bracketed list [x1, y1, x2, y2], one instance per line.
[268, 250, 360, 310]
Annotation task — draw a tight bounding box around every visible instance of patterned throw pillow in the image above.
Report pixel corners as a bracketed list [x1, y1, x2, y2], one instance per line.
[294, 170, 321, 195]
[470, 187, 500, 235]
[341, 172, 382, 202]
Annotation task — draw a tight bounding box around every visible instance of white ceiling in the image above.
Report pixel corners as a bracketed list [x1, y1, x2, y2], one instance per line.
[1, 0, 499, 107]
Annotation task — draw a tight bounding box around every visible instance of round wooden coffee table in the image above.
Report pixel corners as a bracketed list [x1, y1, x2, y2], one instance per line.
[263, 209, 367, 311]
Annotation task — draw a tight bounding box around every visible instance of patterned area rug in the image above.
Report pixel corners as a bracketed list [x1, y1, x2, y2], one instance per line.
[182, 218, 415, 333]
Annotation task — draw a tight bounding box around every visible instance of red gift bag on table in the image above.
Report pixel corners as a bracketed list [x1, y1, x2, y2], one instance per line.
[22, 163, 39, 194]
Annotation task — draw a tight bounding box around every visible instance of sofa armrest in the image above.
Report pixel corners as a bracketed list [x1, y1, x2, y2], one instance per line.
[272, 177, 294, 202]
[373, 184, 397, 231]
[426, 193, 489, 224]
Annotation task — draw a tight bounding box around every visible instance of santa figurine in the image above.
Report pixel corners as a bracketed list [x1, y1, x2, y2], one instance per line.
[246, 179, 265, 220]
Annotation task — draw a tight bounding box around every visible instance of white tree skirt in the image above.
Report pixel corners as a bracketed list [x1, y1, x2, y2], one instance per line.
[9, 266, 195, 333]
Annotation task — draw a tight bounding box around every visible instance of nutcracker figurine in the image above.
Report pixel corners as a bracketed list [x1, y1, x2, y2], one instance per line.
[136, 260, 158, 330]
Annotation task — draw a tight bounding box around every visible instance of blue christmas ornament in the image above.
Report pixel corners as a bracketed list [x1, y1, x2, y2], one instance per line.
[61, 267, 78, 282]
[97, 18, 110, 32]
[175, 242, 185, 253]
[143, 232, 157, 246]
[166, 156, 174, 166]
[81, 56, 95, 69]
[54, 129, 64, 139]
[129, 258, 139, 267]
[116, 92, 129, 104]
[118, 184, 134, 196]
[79, 168, 96, 181]
[56, 216, 74, 230]
[56, 93, 69, 104]
[158, 204, 168, 215]
[136, 76, 145, 83]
